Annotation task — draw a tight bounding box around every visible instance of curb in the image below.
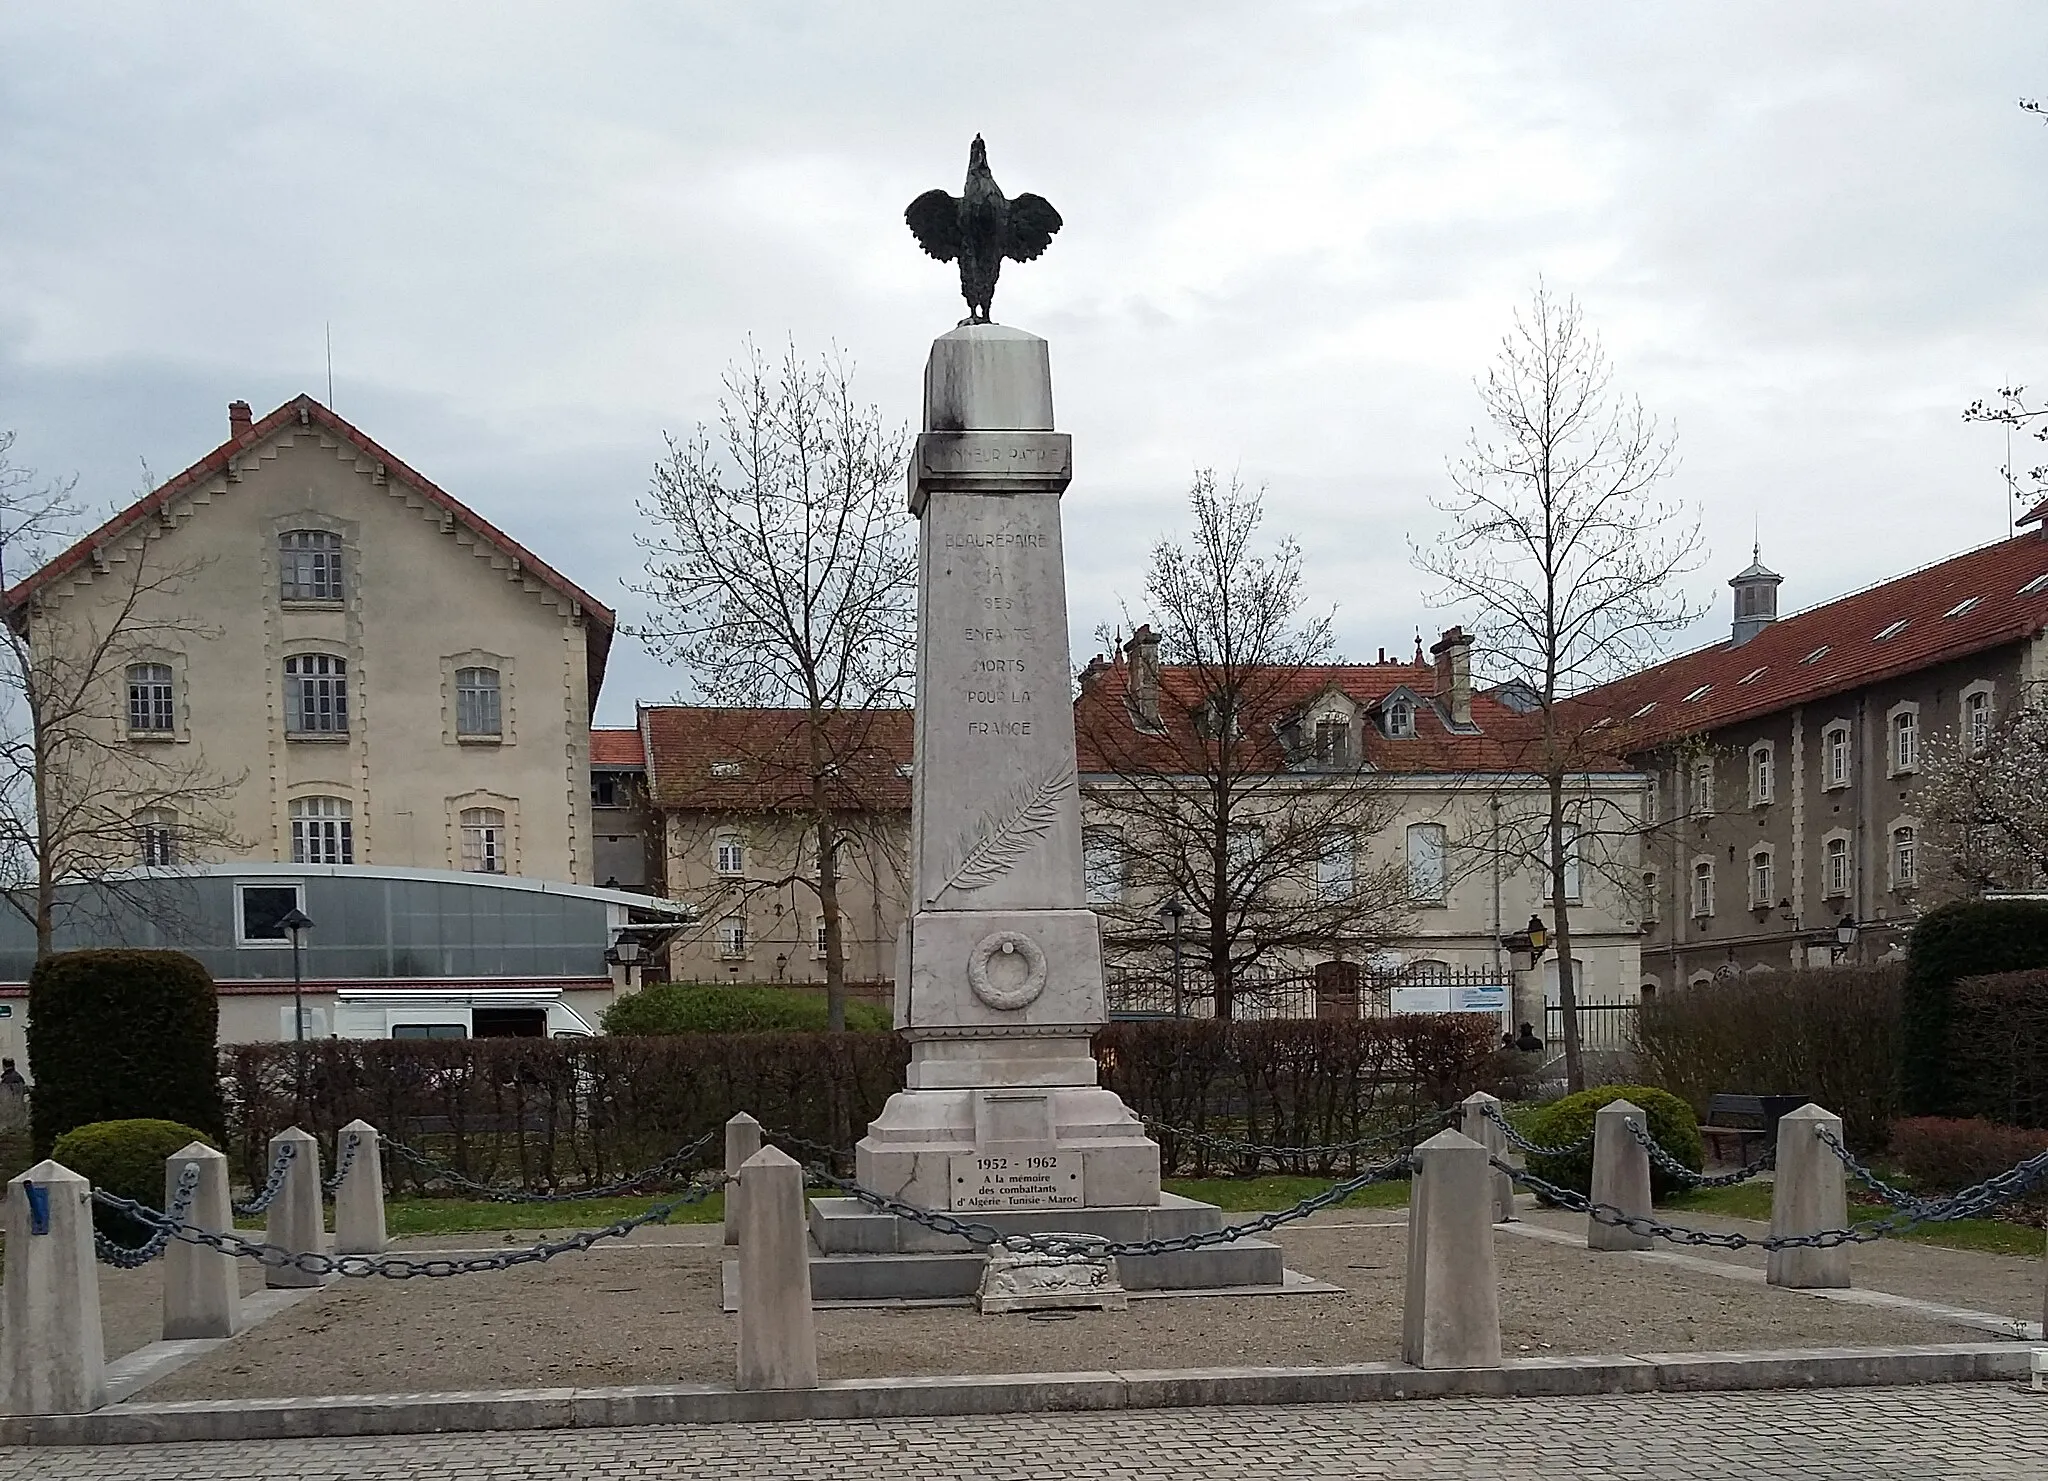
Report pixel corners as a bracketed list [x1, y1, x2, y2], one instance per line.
[2, 1342, 2034, 1445]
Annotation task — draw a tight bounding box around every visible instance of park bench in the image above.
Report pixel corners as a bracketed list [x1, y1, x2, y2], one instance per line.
[1700, 1093, 1809, 1167]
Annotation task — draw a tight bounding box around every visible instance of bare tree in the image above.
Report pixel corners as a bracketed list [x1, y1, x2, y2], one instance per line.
[632, 341, 913, 1029]
[0, 436, 243, 958]
[1918, 691, 2048, 893]
[1414, 285, 1701, 1090]
[1079, 471, 1410, 1018]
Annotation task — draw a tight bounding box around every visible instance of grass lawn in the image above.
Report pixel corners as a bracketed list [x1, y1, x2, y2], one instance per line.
[1665, 1182, 2046, 1259]
[1164, 1174, 1409, 1212]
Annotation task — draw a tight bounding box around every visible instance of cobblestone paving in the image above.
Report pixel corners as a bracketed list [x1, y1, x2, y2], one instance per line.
[4, 1385, 2043, 1479]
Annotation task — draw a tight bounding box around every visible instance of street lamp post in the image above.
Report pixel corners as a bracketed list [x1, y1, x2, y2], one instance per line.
[1157, 899, 1186, 1018]
[278, 907, 313, 1115]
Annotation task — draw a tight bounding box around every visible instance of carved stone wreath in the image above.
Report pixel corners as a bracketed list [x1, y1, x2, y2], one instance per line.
[967, 929, 1047, 1011]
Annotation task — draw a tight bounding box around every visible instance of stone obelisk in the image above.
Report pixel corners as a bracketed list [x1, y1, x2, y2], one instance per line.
[854, 324, 1160, 1213]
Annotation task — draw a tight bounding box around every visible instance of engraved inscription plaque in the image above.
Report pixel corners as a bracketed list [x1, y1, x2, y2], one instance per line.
[949, 1147, 1084, 1210]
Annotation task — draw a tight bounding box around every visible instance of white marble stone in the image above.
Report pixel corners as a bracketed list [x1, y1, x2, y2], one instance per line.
[1, 1160, 105, 1415]
[735, 1146, 817, 1390]
[724, 1112, 762, 1247]
[1458, 1091, 1516, 1223]
[1588, 1100, 1654, 1252]
[857, 322, 1160, 1215]
[978, 1248, 1127, 1314]
[1401, 1129, 1502, 1370]
[263, 1127, 327, 1289]
[161, 1144, 239, 1340]
[330, 1120, 386, 1257]
[1767, 1103, 1852, 1290]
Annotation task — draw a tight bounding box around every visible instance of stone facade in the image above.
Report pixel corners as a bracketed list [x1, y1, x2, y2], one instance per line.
[5, 397, 611, 885]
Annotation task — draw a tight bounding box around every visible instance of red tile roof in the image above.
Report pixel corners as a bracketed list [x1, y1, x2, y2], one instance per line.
[1584, 533, 2048, 749]
[1075, 659, 1613, 775]
[642, 706, 914, 812]
[590, 728, 645, 768]
[3, 394, 617, 706]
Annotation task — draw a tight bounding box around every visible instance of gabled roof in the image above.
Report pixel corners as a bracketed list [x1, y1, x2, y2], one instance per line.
[4, 394, 617, 703]
[1075, 659, 1622, 775]
[1585, 532, 2048, 749]
[642, 706, 914, 812]
[590, 728, 645, 768]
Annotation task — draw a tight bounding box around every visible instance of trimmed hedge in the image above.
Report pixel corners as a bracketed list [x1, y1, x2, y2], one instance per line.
[220, 1014, 1502, 1187]
[1902, 899, 2048, 1118]
[1526, 1083, 1702, 1201]
[601, 983, 892, 1035]
[1943, 971, 2048, 1129]
[29, 949, 224, 1157]
[1634, 967, 1902, 1149]
[52, 1117, 215, 1238]
[1888, 1116, 2048, 1215]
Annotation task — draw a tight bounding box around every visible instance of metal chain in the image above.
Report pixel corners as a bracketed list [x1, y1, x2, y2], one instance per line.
[1478, 1101, 1594, 1158]
[802, 1152, 1414, 1259]
[231, 1141, 298, 1216]
[1811, 1126, 1940, 1213]
[321, 1129, 363, 1196]
[762, 1128, 851, 1163]
[381, 1129, 721, 1203]
[1625, 1116, 1774, 1188]
[95, 1160, 204, 1268]
[1141, 1106, 1458, 1163]
[92, 1174, 730, 1279]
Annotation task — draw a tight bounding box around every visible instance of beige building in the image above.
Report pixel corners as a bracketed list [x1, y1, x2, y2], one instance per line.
[642, 706, 911, 984]
[5, 396, 613, 884]
[1589, 532, 2048, 987]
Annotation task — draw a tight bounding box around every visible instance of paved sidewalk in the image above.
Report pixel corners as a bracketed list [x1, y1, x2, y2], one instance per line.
[4, 1384, 2041, 1479]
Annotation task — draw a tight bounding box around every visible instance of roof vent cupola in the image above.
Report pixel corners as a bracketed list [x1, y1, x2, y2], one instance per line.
[1729, 545, 1782, 647]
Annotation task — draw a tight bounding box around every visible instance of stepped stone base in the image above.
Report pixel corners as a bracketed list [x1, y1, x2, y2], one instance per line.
[795, 1193, 1286, 1301]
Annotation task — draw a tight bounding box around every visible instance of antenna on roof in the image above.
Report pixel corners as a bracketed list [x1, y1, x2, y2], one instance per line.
[325, 322, 334, 409]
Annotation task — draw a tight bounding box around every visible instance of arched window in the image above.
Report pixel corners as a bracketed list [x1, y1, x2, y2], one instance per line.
[1749, 848, 1773, 910]
[1890, 707, 1919, 774]
[1892, 826, 1917, 891]
[714, 833, 745, 876]
[1825, 836, 1850, 898]
[1690, 756, 1715, 817]
[460, 807, 506, 873]
[1082, 825, 1125, 904]
[126, 663, 174, 734]
[1690, 860, 1714, 917]
[455, 667, 502, 737]
[1749, 743, 1774, 806]
[1824, 724, 1851, 788]
[135, 808, 177, 867]
[1384, 697, 1414, 738]
[1405, 823, 1447, 903]
[290, 796, 353, 864]
[285, 654, 348, 734]
[279, 530, 344, 602]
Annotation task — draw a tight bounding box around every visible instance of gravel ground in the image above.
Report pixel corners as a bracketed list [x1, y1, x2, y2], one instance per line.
[110, 1205, 2016, 1401]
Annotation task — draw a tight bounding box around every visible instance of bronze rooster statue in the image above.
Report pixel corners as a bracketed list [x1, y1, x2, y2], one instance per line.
[905, 136, 1062, 324]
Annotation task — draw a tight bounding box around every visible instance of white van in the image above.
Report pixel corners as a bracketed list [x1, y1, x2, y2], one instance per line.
[330, 988, 596, 1041]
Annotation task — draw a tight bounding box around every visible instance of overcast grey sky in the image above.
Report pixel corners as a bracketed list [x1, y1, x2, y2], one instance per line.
[2, 3, 2042, 723]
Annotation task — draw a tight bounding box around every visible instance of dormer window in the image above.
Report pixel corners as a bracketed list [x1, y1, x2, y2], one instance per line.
[1314, 717, 1351, 765]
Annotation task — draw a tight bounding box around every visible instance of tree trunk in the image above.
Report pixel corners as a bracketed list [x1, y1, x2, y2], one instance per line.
[808, 707, 846, 1032]
[1548, 774, 1585, 1092]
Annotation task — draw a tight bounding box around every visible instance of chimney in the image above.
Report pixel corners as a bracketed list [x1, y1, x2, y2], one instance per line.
[227, 400, 254, 441]
[1429, 626, 1473, 727]
[1124, 624, 1162, 729]
[1728, 546, 1783, 647]
[1078, 653, 1110, 694]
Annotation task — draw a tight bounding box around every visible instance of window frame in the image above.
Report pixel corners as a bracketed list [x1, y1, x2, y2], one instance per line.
[459, 806, 508, 874]
[455, 666, 504, 741]
[135, 808, 178, 868]
[1405, 821, 1448, 905]
[1690, 756, 1715, 817]
[1961, 683, 1995, 754]
[1888, 703, 1919, 776]
[289, 795, 354, 865]
[1748, 741, 1774, 807]
[1383, 697, 1414, 739]
[1690, 859, 1715, 918]
[1082, 825, 1126, 904]
[126, 662, 176, 737]
[1823, 723, 1852, 790]
[235, 880, 306, 949]
[1890, 821, 1918, 892]
[1316, 829, 1356, 902]
[717, 916, 749, 959]
[1824, 834, 1851, 899]
[278, 529, 345, 604]
[714, 834, 746, 877]
[1748, 846, 1774, 911]
[284, 653, 350, 737]
[1545, 822, 1583, 905]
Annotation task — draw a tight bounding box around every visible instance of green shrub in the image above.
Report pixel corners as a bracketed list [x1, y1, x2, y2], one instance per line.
[52, 1117, 216, 1238]
[599, 983, 891, 1036]
[1888, 1116, 2048, 1215]
[1903, 899, 2048, 1117]
[1526, 1083, 1702, 1201]
[1635, 967, 1902, 1148]
[1944, 972, 2048, 1129]
[28, 949, 223, 1157]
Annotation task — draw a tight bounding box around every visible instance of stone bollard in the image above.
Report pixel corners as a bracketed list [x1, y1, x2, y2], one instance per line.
[1587, 1099, 1653, 1252]
[1, 1160, 105, 1415]
[1458, 1091, 1516, 1223]
[724, 1111, 762, 1247]
[331, 1120, 387, 1257]
[162, 1143, 239, 1340]
[1401, 1129, 1502, 1370]
[264, 1126, 327, 1290]
[1767, 1103, 1851, 1289]
[736, 1145, 817, 1390]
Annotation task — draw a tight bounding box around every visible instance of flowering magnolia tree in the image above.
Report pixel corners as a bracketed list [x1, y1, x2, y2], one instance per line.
[1917, 705, 2048, 891]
